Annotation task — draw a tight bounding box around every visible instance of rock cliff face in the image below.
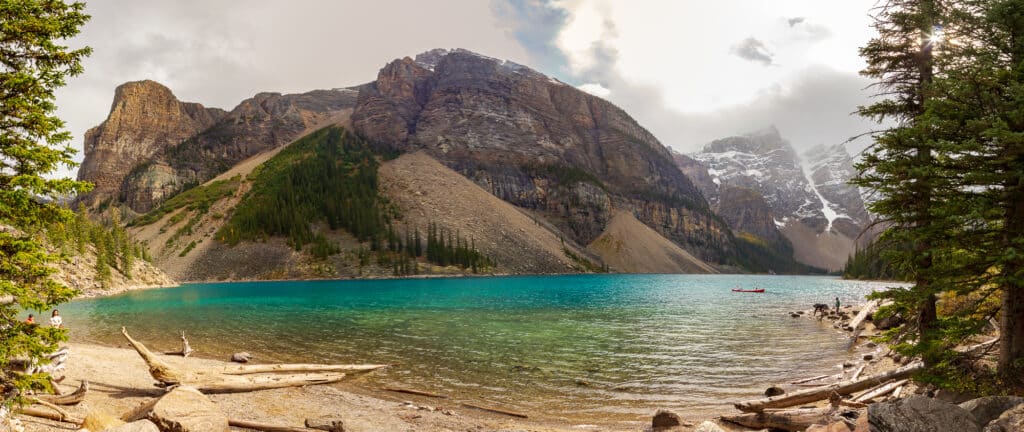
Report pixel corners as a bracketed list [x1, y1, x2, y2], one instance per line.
[352, 49, 732, 262]
[78, 83, 359, 213]
[78, 80, 226, 205]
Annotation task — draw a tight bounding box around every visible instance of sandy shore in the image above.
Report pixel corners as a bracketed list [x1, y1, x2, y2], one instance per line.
[20, 343, 602, 432]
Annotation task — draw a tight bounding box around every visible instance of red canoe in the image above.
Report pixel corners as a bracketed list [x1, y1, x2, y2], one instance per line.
[731, 288, 765, 293]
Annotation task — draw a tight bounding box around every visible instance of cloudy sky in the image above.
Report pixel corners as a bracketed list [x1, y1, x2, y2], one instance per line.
[54, 0, 881, 178]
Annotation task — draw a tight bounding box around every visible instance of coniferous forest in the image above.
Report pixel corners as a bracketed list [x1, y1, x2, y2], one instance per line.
[215, 126, 491, 274]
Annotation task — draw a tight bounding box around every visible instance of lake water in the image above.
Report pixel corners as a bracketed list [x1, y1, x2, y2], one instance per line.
[62, 274, 900, 426]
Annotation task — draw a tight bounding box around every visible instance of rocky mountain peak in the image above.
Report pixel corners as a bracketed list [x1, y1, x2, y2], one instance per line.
[78, 80, 226, 204]
[803, 143, 870, 238]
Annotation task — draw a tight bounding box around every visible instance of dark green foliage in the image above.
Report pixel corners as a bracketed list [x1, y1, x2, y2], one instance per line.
[45, 207, 149, 288]
[131, 176, 240, 226]
[423, 222, 492, 271]
[218, 127, 386, 251]
[843, 239, 911, 281]
[0, 0, 92, 403]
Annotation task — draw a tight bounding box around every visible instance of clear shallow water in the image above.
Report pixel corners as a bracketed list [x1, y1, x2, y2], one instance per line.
[62, 274, 899, 425]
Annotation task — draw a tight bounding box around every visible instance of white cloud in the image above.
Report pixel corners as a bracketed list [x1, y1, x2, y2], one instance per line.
[577, 83, 611, 97]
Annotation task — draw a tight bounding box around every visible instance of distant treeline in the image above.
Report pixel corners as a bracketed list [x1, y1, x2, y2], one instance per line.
[842, 239, 910, 281]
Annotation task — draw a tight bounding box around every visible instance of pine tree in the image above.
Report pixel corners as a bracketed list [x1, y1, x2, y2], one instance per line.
[0, 0, 91, 405]
[854, 0, 952, 367]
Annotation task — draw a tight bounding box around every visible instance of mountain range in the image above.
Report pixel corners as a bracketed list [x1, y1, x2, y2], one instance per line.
[76, 48, 870, 281]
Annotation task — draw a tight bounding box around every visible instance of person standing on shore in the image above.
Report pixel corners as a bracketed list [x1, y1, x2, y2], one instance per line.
[834, 297, 841, 313]
[49, 310, 63, 328]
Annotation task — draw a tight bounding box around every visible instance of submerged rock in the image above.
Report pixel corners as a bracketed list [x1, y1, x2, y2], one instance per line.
[869, 395, 980, 432]
[764, 386, 785, 397]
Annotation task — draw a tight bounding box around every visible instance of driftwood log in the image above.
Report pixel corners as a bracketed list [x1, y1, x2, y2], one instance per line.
[734, 361, 924, 412]
[164, 331, 194, 357]
[16, 405, 83, 425]
[37, 380, 88, 405]
[121, 327, 380, 393]
[853, 379, 908, 403]
[847, 300, 879, 347]
[791, 374, 831, 385]
[229, 418, 321, 432]
[721, 407, 857, 432]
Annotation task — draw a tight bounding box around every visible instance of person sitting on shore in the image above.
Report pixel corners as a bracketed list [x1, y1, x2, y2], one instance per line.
[50, 309, 63, 328]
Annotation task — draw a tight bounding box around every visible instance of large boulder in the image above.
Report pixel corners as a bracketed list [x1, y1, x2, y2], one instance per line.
[107, 420, 160, 432]
[126, 386, 229, 432]
[869, 395, 981, 432]
[652, 409, 683, 429]
[984, 403, 1024, 432]
[959, 396, 1024, 426]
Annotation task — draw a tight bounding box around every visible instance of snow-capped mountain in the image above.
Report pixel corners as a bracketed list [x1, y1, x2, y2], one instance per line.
[680, 126, 871, 270]
[803, 143, 871, 239]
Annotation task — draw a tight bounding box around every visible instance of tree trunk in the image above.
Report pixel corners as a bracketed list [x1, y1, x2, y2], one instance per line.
[1000, 188, 1024, 373]
[734, 361, 923, 412]
[852, 379, 908, 403]
[228, 418, 320, 432]
[37, 381, 88, 405]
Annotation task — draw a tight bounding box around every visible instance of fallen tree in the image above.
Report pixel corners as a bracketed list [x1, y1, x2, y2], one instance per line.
[721, 407, 858, 432]
[36, 380, 88, 405]
[734, 361, 924, 412]
[121, 327, 377, 393]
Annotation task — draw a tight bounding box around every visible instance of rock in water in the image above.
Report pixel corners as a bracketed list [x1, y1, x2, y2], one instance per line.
[107, 420, 160, 432]
[652, 409, 683, 429]
[869, 395, 981, 432]
[983, 403, 1024, 432]
[129, 386, 230, 432]
[959, 396, 1024, 426]
[230, 352, 252, 363]
[764, 386, 785, 397]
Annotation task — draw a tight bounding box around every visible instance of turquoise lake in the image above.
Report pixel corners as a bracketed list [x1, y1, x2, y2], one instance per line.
[62, 274, 900, 425]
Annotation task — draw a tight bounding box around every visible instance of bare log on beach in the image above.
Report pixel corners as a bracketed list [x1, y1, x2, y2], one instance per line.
[853, 379, 908, 403]
[851, 365, 866, 381]
[460, 402, 529, 418]
[847, 300, 880, 347]
[790, 374, 832, 385]
[721, 407, 857, 432]
[36, 380, 88, 405]
[734, 361, 924, 412]
[17, 405, 83, 425]
[121, 327, 357, 393]
[164, 331, 194, 357]
[220, 363, 387, 375]
[382, 387, 449, 399]
[229, 418, 321, 432]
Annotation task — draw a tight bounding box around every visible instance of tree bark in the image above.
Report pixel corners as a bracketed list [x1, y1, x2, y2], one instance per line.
[734, 361, 923, 412]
